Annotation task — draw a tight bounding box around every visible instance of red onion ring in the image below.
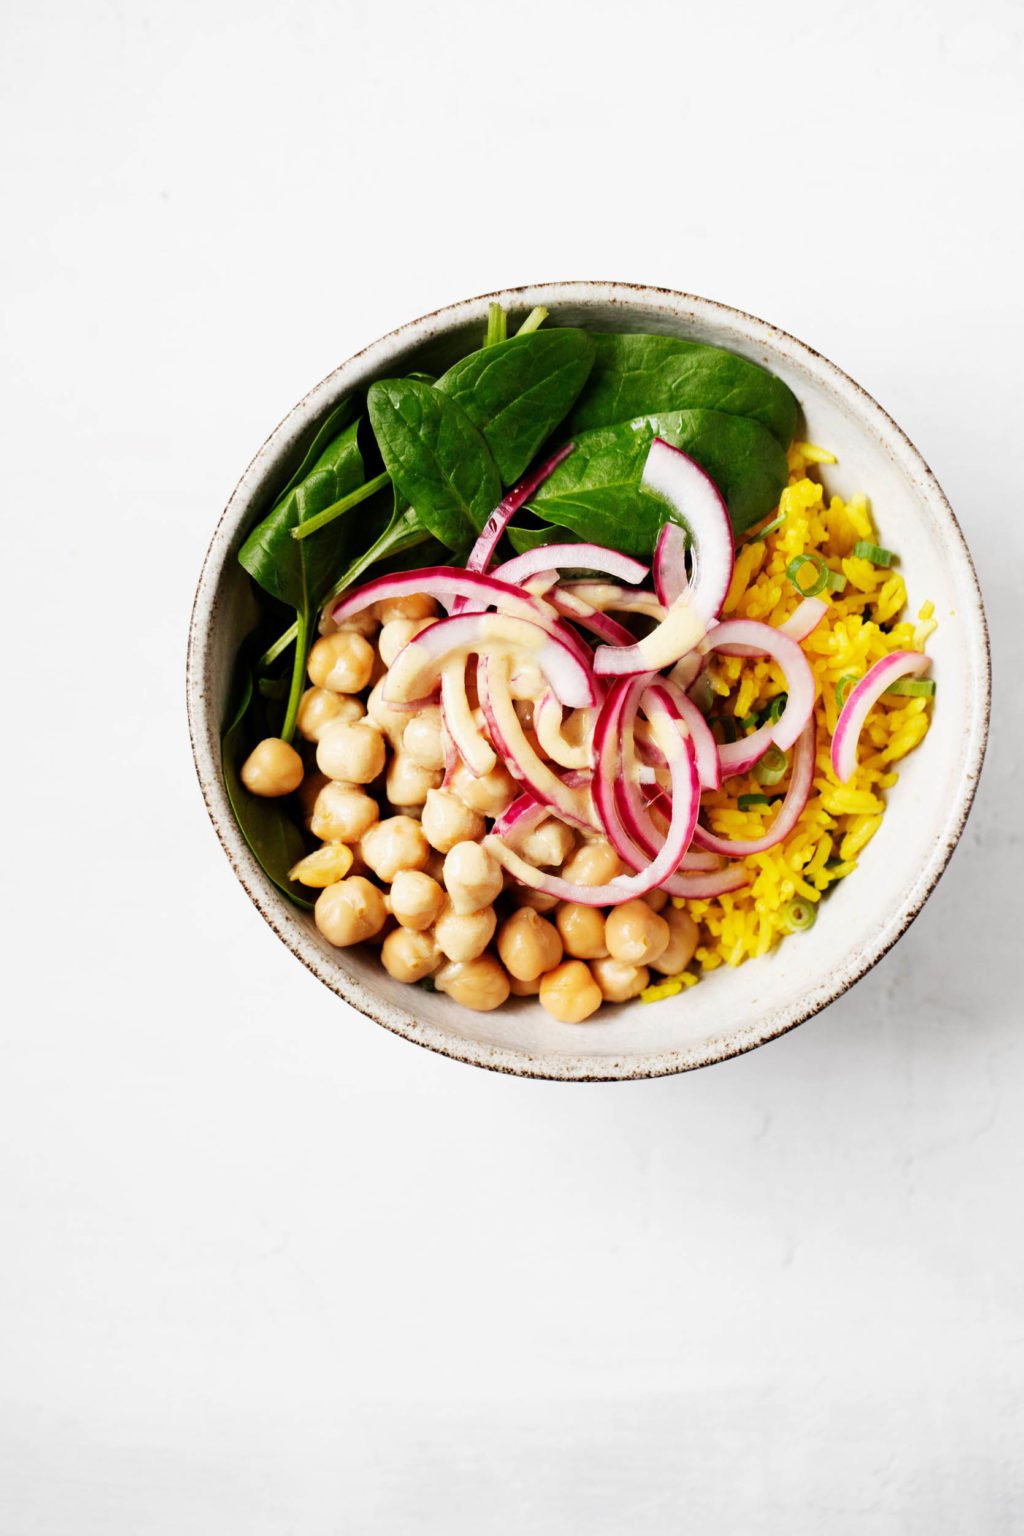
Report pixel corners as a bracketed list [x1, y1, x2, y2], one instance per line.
[692, 721, 816, 857]
[831, 650, 931, 783]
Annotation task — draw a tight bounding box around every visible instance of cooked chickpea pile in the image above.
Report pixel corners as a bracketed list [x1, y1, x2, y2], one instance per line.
[239, 594, 699, 1018]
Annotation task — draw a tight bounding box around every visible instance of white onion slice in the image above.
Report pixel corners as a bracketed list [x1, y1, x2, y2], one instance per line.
[384, 613, 596, 711]
[493, 543, 648, 590]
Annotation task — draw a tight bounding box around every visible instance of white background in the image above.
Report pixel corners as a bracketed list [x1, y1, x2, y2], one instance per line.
[2, 0, 1022, 1531]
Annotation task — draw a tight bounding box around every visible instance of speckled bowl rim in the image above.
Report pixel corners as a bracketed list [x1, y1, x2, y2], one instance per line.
[186, 281, 990, 1081]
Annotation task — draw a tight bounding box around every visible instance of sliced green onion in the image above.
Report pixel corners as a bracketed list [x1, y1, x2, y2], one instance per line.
[885, 677, 936, 697]
[786, 553, 829, 597]
[766, 692, 788, 725]
[836, 673, 859, 707]
[738, 793, 772, 810]
[853, 540, 896, 567]
[739, 712, 760, 733]
[754, 745, 789, 786]
[780, 897, 817, 932]
[825, 568, 847, 593]
[745, 511, 786, 543]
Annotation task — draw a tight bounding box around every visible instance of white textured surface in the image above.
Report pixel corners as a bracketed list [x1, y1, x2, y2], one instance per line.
[2, 0, 1021, 1531]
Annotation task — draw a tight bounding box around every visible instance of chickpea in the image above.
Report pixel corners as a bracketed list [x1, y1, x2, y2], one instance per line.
[307, 631, 375, 693]
[310, 782, 379, 844]
[380, 926, 441, 983]
[538, 960, 603, 1023]
[591, 956, 650, 1003]
[443, 841, 503, 915]
[314, 876, 387, 947]
[517, 886, 560, 913]
[297, 687, 364, 743]
[497, 907, 563, 982]
[508, 973, 542, 997]
[555, 902, 609, 960]
[434, 955, 510, 1012]
[366, 678, 409, 748]
[519, 817, 576, 868]
[449, 760, 518, 817]
[434, 899, 497, 962]
[378, 617, 436, 669]
[402, 706, 445, 771]
[240, 737, 304, 798]
[316, 719, 386, 784]
[287, 842, 353, 888]
[390, 869, 445, 931]
[605, 899, 670, 966]
[360, 815, 429, 883]
[386, 751, 442, 808]
[561, 839, 622, 887]
[421, 789, 486, 854]
[650, 906, 699, 976]
[297, 769, 329, 830]
[643, 888, 670, 913]
[377, 592, 439, 624]
[330, 608, 378, 638]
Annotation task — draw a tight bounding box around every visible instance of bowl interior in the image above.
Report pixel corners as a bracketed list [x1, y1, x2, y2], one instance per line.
[188, 284, 989, 1079]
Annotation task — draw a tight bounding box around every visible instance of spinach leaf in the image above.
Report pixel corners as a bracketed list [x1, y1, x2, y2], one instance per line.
[221, 669, 316, 911]
[437, 329, 596, 484]
[506, 522, 581, 556]
[238, 418, 365, 610]
[528, 409, 789, 549]
[566, 333, 799, 447]
[273, 395, 360, 505]
[322, 504, 434, 608]
[367, 379, 501, 555]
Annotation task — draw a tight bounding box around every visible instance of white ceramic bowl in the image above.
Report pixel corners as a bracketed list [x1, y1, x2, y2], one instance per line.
[187, 282, 990, 1080]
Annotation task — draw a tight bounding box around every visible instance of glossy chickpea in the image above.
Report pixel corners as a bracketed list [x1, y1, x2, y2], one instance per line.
[449, 760, 518, 818]
[386, 752, 442, 808]
[307, 631, 375, 693]
[310, 782, 379, 844]
[434, 955, 510, 1012]
[517, 887, 560, 913]
[402, 707, 445, 771]
[378, 592, 439, 624]
[330, 609, 378, 638]
[591, 956, 650, 1003]
[360, 815, 429, 883]
[561, 839, 622, 887]
[240, 737, 304, 798]
[380, 927, 440, 983]
[538, 960, 603, 1023]
[314, 876, 387, 947]
[389, 869, 445, 931]
[650, 906, 700, 976]
[434, 899, 497, 962]
[421, 789, 486, 854]
[297, 687, 364, 743]
[378, 617, 435, 669]
[443, 841, 503, 915]
[519, 817, 576, 868]
[643, 888, 670, 913]
[605, 899, 670, 966]
[496, 907, 563, 982]
[315, 718, 386, 784]
[555, 902, 609, 960]
[366, 678, 408, 748]
[287, 842, 354, 888]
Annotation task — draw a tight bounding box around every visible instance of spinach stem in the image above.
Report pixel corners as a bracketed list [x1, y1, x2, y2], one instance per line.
[322, 509, 430, 608]
[259, 621, 298, 670]
[484, 302, 507, 348]
[279, 605, 309, 744]
[516, 305, 548, 335]
[290, 471, 389, 542]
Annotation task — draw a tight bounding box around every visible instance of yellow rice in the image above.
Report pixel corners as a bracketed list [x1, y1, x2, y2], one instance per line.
[640, 441, 934, 1000]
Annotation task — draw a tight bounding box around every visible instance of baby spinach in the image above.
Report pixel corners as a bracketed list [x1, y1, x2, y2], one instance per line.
[272, 394, 361, 505]
[436, 328, 596, 484]
[528, 408, 789, 550]
[566, 333, 799, 447]
[221, 669, 316, 911]
[367, 378, 501, 556]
